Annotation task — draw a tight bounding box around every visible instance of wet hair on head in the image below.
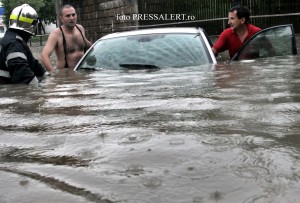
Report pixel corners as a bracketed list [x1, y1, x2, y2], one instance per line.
[60, 4, 75, 16]
[230, 5, 250, 23]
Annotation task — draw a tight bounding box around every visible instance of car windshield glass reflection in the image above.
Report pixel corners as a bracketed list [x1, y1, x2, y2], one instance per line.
[77, 33, 212, 70]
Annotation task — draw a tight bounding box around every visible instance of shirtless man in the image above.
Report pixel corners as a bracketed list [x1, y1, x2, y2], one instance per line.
[41, 4, 92, 72]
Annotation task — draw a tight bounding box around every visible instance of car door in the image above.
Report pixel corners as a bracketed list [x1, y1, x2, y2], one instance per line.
[232, 24, 297, 61]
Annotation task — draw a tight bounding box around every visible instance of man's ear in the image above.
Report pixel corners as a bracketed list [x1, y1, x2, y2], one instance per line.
[241, 17, 246, 24]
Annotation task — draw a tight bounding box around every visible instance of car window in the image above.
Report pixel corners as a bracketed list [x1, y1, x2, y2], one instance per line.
[232, 24, 297, 60]
[76, 33, 213, 70]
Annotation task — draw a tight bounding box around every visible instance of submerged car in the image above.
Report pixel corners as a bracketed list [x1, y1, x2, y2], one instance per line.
[74, 27, 217, 71]
[74, 25, 297, 71]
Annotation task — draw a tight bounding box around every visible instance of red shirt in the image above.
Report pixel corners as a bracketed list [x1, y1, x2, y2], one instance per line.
[213, 24, 261, 58]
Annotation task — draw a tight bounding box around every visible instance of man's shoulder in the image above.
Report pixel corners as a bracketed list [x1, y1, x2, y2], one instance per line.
[1, 31, 18, 46]
[51, 27, 62, 35]
[219, 28, 234, 38]
[43, 28, 62, 48]
[47, 27, 63, 40]
[75, 24, 85, 33]
[247, 24, 261, 32]
[223, 27, 234, 33]
[75, 24, 84, 29]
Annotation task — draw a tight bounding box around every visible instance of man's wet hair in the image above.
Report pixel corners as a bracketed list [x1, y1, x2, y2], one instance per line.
[60, 4, 75, 16]
[230, 5, 250, 23]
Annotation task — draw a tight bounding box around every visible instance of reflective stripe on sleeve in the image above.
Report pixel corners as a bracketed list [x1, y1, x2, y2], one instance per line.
[16, 35, 23, 41]
[5, 52, 27, 66]
[6, 52, 27, 61]
[0, 70, 11, 78]
[29, 76, 39, 84]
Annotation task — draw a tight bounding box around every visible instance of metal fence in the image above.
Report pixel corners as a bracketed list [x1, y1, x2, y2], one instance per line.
[61, 0, 300, 38]
[137, 0, 300, 35]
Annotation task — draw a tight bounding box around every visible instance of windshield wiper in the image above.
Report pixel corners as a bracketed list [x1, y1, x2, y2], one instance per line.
[77, 67, 104, 71]
[119, 64, 161, 70]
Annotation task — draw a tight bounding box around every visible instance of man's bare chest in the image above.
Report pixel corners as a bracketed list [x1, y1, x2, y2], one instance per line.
[59, 26, 86, 54]
[65, 34, 85, 53]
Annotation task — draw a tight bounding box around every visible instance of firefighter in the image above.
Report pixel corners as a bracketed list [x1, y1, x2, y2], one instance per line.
[0, 4, 47, 84]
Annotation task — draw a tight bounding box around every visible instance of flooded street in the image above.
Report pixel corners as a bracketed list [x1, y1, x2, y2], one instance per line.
[1, 44, 300, 202]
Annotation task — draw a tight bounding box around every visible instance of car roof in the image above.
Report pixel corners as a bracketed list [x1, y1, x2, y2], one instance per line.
[100, 27, 201, 40]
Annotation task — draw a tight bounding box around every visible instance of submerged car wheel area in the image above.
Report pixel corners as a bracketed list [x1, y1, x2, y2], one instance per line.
[74, 27, 217, 71]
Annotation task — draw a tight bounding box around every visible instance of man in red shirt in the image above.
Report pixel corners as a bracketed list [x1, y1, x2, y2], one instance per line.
[212, 5, 261, 59]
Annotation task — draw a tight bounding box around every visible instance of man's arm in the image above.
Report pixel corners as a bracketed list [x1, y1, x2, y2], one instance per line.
[6, 43, 38, 84]
[211, 47, 218, 55]
[77, 24, 92, 48]
[41, 30, 59, 72]
[212, 31, 228, 56]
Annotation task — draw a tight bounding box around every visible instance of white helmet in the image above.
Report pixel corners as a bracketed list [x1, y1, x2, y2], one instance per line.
[9, 4, 38, 35]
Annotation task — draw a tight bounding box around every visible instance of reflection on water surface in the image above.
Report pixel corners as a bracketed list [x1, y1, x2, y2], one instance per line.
[1, 48, 300, 203]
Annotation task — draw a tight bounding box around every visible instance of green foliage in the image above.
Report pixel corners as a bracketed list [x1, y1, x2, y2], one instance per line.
[39, 0, 56, 24]
[2, 0, 56, 26]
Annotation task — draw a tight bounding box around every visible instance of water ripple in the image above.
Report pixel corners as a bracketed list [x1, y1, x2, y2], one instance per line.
[118, 132, 152, 144]
[141, 175, 163, 188]
[201, 136, 233, 151]
[234, 166, 270, 179]
[242, 194, 271, 203]
[169, 138, 185, 145]
[169, 158, 221, 180]
[201, 136, 231, 145]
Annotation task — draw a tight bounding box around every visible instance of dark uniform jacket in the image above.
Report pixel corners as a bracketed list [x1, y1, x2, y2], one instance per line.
[0, 29, 46, 84]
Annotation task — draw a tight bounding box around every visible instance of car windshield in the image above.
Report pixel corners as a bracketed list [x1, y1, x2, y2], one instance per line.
[76, 33, 213, 70]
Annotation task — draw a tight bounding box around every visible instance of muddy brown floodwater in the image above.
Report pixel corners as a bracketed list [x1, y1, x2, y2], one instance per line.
[0, 36, 300, 203]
